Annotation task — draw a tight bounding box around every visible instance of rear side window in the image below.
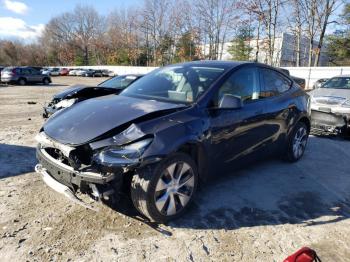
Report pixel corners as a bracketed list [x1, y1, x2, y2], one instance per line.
[217, 66, 260, 104]
[260, 68, 292, 97]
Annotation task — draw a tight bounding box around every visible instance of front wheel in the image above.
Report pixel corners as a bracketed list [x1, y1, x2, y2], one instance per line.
[131, 152, 198, 223]
[285, 122, 309, 162]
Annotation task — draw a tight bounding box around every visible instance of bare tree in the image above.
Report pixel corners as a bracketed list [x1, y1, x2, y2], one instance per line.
[195, 0, 238, 60]
[244, 0, 283, 66]
[43, 5, 104, 65]
[285, 0, 305, 66]
[314, 0, 340, 66]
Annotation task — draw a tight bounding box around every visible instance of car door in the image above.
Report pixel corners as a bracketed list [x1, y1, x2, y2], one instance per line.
[30, 68, 42, 82]
[258, 67, 295, 147]
[207, 65, 269, 168]
[20, 68, 32, 82]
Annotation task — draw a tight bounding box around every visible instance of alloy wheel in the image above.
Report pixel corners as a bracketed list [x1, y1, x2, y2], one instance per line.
[154, 161, 195, 216]
[292, 126, 308, 159]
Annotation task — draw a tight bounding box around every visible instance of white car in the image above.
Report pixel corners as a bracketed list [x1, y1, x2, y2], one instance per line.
[309, 75, 350, 135]
[50, 68, 60, 76]
[68, 69, 78, 76]
[75, 69, 88, 76]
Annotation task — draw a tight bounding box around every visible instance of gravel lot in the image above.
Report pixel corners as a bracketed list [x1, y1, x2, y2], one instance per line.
[1, 76, 350, 261]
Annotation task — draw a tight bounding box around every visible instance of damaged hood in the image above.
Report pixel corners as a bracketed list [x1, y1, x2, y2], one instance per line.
[53, 85, 88, 100]
[43, 95, 186, 145]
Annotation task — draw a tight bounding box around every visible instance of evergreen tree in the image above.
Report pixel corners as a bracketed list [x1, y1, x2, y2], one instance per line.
[228, 26, 253, 61]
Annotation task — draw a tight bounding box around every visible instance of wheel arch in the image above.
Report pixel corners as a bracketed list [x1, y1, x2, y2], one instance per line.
[176, 141, 209, 182]
[298, 116, 311, 133]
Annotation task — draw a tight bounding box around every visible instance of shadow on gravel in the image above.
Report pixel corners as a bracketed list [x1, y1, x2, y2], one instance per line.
[0, 143, 36, 178]
[108, 136, 350, 231]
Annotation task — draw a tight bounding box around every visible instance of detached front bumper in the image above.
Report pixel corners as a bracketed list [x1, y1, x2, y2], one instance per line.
[35, 164, 98, 210]
[311, 109, 350, 134]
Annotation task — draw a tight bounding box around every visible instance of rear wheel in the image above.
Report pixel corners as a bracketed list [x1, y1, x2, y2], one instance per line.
[43, 78, 50, 85]
[131, 152, 198, 223]
[285, 122, 309, 162]
[18, 78, 26, 86]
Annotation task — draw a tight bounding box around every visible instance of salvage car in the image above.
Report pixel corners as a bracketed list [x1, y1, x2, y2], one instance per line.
[42, 74, 143, 118]
[309, 75, 350, 135]
[35, 61, 310, 223]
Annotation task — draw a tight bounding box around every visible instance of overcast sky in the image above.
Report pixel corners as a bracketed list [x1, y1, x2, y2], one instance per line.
[0, 0, 140, 41]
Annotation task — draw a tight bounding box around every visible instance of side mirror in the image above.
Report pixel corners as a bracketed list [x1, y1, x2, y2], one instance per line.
[219, 94, 243, 109]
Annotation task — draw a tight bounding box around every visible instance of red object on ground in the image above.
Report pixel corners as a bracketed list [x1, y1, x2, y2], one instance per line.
[283, 247, 321, 262]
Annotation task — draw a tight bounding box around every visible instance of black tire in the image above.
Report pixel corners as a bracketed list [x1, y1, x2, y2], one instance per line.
[18, 78, 26, 86]
[131, 152, 198, 223]
[285, 122, 309, 162]
[43, 78, 50, 85]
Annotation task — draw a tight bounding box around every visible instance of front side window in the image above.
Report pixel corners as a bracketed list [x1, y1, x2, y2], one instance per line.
[216, 66, 260, 105]
[121, 65, 226, 103]
[260, 68, 292, 97]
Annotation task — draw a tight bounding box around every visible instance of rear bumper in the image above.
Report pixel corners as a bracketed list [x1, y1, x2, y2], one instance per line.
[311, 110, 350, 134]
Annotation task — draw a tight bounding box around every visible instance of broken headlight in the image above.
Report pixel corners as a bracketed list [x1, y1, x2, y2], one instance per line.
[93, 138, 153, 167]
[55, 98, 77, 109]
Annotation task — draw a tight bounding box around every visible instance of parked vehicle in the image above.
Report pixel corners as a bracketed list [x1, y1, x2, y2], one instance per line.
[1, 66, 51, 85]
[68, 69, 80, 76]
[313, 78, 328, 89]
[41, 68, 51, 75]
[60, 68, 70, 76]
[102, 69, 116, 77]
[83, 69, 103, 77]
[309, 75, 350, 135]
[42, 74, 143, 118]
[35, 61, 310, 223]
[75, 69, 88, 76]
[50, 68, 60, 76]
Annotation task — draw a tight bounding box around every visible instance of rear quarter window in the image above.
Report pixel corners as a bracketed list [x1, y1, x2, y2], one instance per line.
[260, 68, 292, 98]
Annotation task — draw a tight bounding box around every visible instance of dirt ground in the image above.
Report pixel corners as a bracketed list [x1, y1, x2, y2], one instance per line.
[1, 76, 350, 262]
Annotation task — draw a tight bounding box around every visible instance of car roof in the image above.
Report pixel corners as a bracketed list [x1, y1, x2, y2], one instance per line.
[171, 60, 251, 69]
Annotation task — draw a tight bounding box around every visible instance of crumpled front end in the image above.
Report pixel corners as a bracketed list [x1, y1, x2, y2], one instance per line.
[310, 96, 350, 135]
[35, 132, 126, 207]
[35, 125, 161, 208]
[311, 109, 350, 135]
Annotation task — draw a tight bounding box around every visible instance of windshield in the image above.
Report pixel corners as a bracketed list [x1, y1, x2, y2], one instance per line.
[98, 75, 139, 89]
[322, 77, 350, 89]
[120, 65, 226, 103]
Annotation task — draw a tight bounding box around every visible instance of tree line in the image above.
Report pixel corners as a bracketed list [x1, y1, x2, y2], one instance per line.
[0, 0, 349, 67]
